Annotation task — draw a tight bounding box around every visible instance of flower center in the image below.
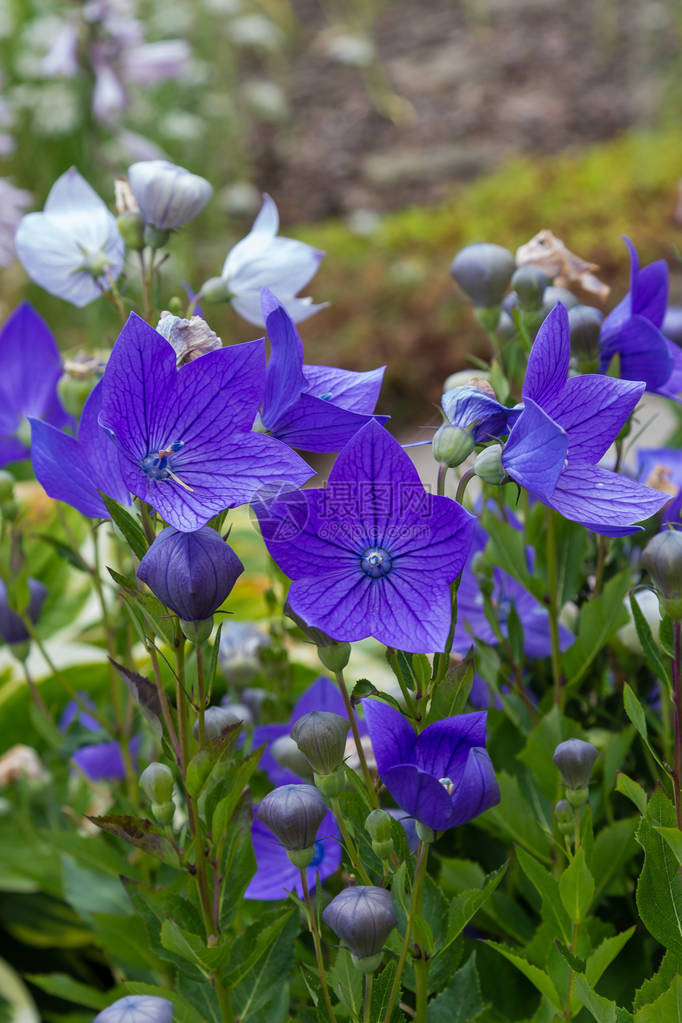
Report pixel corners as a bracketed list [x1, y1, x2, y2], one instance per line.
[319, 392, 333, 401]
[310, 840, 325, 867]
[141, 441, 193, 491]
[361, 547, 392, 578]
[439, 777, 455, 795]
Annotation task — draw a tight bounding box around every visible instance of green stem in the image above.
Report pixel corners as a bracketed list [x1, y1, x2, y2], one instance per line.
[363, 974, 373, 1023]
[300, 869, 338, 1023]
[455, 467, 476, 505]
[592, 535, 608, 599]
[330, 797, 372, 884]
[672, 620, 682, 831]
[196, 641, 207, 748]
[546, 508, 563, 706]
[382, 841, 429, 1023]
[415, 954, 429, 1023]
[334, 668, 378, 807]
[436, 464, 447, 497]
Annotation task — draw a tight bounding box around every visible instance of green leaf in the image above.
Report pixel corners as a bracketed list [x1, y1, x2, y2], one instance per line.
[427, 659, 474, 723]
[477, 772, 553, 861]
[585, 927, 636, 987]
[516, 847, 572, 944]
[210, 746, 263, 842]
[440, 862, 508, 954]
[517, 705, 581, 803]
[61, 856, 129, 919]
[562, 572, 631, 687]
[615, 773, 648, 816]
[101, 494, 148, 559]
[232, 911, 300, 1021]
[223, 910, 295, 988]
[634, 950, 682, 1010]
[634, 975, 682, 1023]
[655, 826, 682, 865]
[590, 817, 638, 899]
[635, 789, 682, 952]
[91, 912, 164, 971]
[25, 974, 108, 1010]
[161, 919, 230, 976]
[623, 683, 665, 770]
[185, 724, 240, 798]
[629, 591, 672, 694]
[482, 514, 543, 600]
[330, 949, 363, 1018]
[34, 533, 90, 572]
[370, 960, 402, 1023]
[559, 847, 594, 923]
[572, 973, 619, 1023]
[485, 941, 562, 1012]
[427, 952, 484, 1023]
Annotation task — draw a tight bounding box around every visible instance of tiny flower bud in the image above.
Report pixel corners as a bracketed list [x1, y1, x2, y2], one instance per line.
[450, 243, 515, 308]
[322, 886, 397, 966]
[317, 641, 351, 673]
[256, 783, 327, 850]
[365, 808, 393, 843]
[140, 761, 174, 804]
[511, 266, 550, 311]
[128, 161, 213, 230]
[552, 738, 599, 789]
[290, 711, 350, 775]
[642, 530, 682, 620]
[432, 424, 475, 468]
[474, 444, 508, 486]
[117, 211, 145, 251]
[554, 798, 574, 834]
[270, 735, 314, 780]
[566, 786, 589, 808]
[568, 305, 603, 368]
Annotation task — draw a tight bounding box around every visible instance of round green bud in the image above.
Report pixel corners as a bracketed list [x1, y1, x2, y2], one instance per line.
[143, 224, 171, 249]
[432, 424, 475, 468]
[314, 766, 346, 797]
[57, 374, 97, 420]
[0, 471, 15, 503]
[117, 211, 145, 251]
[180, 616, 213, 644]
[151, 801, 175, 825]
[167, 296, 184, 316]
[317, 641, 351, 673]
[415, 821, 436, 844]
[365, 808, 393, 844]
[474, 444, 507, 486]
[475, 305, 502, 332]
[140, 762, 174, 804]
[199, 276, 233, 303]
[554, 798, 574, 835]
[290, 711, 350, 774]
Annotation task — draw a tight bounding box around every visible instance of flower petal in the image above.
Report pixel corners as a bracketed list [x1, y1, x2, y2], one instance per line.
[262, 288, 305, 427]
[449, 747, 500, 826]
[600, 314, 673, 390]
[78, 381, 130, 505]
[30, 418, 110, 518]
[548, 464, 670, 535]
[361, 698, 416, 776]
[0, 303, 67, 425]
[543, 374, 644, 464]
[270, 393, 389, 452]
[291, 676, 347, 721]
[382, 764, 457, 830]
[502, 398, 568, 501]
[522, 303, 570, 407]
[302, 364, 385, 413]
[414, 712, 488, 779]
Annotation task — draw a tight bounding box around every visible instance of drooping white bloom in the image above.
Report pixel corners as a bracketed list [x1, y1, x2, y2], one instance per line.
[93, 994, 174, 1023]
[15, 167, 124, 307]
[216, 193, 326, 326]
[128, 160, 212, 229]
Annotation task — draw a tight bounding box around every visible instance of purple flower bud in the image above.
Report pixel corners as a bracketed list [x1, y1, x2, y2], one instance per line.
[290, 711, 349, 774]
[642, 530, 682, 618]
[450, 243, 515, 308]
[137, 526, 244, 622]
[194, 706, 242, 742]
[552, 739, 599, 789]
[568, 305, 603, 365]
[94, 994, 174, 1023]
[128, 161, 213, 230]
[0, 578, 46, 646]
[256, 783, 327, 851]
[322, 886, 397, 961]
[270, 735, 314, 780]
[511, 265, 550, 310]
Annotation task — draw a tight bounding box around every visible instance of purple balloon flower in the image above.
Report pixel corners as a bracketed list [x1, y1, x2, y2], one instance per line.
[258, 288, 387, 452]
[600, 238, 682, 401]
[253, 675, 349, 787]
[31, 379, 130, 518]
[362, 699, 499, 831]
[98, 313, 313, 531]
[502, 303, 669, 536]
[256, 419, 475, 653]
[245, 802, 341, 900]
[94, 995, 173, 1023]
[60, 696, 140, 783]
[0, 303, 69, 466]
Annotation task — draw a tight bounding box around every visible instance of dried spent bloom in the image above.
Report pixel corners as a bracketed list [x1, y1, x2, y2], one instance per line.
[94, 994, 174, 1023]
[137, 526, 243, 622]
[256, 419, 475, 653]
[450, 243, 515, 308]
[200, 194, 326, 325]
[256, 783, 327, 851]
[322, 886, 397, 966]
[516, 229, 609, 299]
[128, 161, 213, 230]
[15, 167, 124, 307]
[502, 303, 668, 536]
[552, 738, 599, 790]
[362, 699, 499, 832]
[246, 804, 340, 900]
[156, 312, 222, 367]
[98, 313, 313, 531]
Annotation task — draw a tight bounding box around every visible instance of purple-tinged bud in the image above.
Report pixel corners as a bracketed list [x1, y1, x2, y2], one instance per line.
[542, 286, 579, 314]
[450, 243, 515, 308]
[194, 706, 242, 742]
[322, 886, 397, 970]
[568, 305, 602, 367]
[127, 161, 213, 230]
[555, 798, 574, 835]
[256, 783, 327, 856]
[318, 641, 351, 673]
[511, 266, 550, 311]
[270, 735, 314, 780]
[552, 739, 599, 790]
[663, 305, 682, 346]
[0, 578, 47, 647]
[432, 424, 475, 468]
[137, 526, 244, 623]
[94, 995, 174, 1023]
[474, 444, 507, 486]
[290, 711, 349, 775]
[140, 762, 174, 804]
[642, 530, 682, 620]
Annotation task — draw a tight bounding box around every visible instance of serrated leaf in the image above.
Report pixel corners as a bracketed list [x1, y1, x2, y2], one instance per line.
[110, 658, 162, 739]
[427, 659, 474, 723]
[161, 919, 230, 976]
[485, 941, 562, 1011]
[655, 826, 682, 865]
[427, 951, 484, 1022]
[440, 862, 508, 954]
[559, 847, 594, 923]
[623, 683, 665, 770]
[572, 972, 619, 1023]
[331, 949, 363, 1018]
[101, 494, 148, 559]
[634, 949, 682, 1010]
[232, 911, 300, 1020]
[223, 910, 294, 988]
[516, 847, 572, 944]
[634, 975, 682, 1022]
[185, 723, 240, 798]
[629, 592, 672, 693]
[585, 927, 635, 987]
[635, 790, 682, 952]
[615, 773, 648, 816]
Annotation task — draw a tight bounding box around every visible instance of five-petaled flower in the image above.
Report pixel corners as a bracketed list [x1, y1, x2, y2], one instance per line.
[98, 313, 313, 531]
[362, 698, 500, 831]
[501, 303, 669, 536]
[256, 418, 475, 653]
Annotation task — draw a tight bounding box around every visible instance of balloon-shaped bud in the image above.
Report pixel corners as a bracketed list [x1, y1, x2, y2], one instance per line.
[127, 161, 213, 230]
[511, 265, 550, 311]
[194, 706, 242, 742]
[140, 762, 174, 804]
[137, 526, 244, 623]
[552, 738, 599, 790]
[568, 305, 603, 367]
[290, 711, 349, 775]
[474, 444, 507, 486]
[256, 783, 327, 855]
[432, 424, 475, 468]
[642, 530, 682, 620]
[322, 886, 397, 969]
[270, 735, 314, 780]
[450, 243, 515, 308]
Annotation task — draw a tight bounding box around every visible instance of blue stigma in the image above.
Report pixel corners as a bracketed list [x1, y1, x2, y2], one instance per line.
[310, 840, 325, 867]
[141, 440, 184, 481]
[361, 547, 392, 578]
